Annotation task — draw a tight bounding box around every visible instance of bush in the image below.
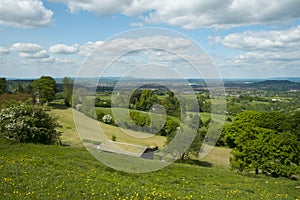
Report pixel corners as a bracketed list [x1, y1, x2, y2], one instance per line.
[0, 102, 61, 144]
[96, 110, 105, 121]
[102, 114, 113, 124]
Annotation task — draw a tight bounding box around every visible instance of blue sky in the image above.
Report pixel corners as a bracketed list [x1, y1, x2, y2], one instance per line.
[0, 0, 300, 79]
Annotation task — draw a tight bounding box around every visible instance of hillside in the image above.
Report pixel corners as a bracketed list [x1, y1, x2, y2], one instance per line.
[250, 80, 300, 90]
[0, 138, 299, 199]
[53, 107, 166, 149]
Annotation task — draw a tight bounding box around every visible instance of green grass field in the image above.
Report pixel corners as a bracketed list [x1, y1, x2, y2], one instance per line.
[1, 105, 298, 199]
[54, 107, 166, 149]
[1, 138, 299, 199]
[54, 107, 231, 168]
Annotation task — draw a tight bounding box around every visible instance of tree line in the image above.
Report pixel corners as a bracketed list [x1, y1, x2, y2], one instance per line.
[0, 76, 74, 106]
[0, 76, 74, 145]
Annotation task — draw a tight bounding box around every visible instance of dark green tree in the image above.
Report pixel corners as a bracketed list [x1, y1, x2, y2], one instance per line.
[62, 77, 74, 106]
[161, 91, 180, 117]
[135, 90, 158, 111]
[226, 110, 300, 178]
[32, 76, 57, 104]
[0, 78, 6, 94]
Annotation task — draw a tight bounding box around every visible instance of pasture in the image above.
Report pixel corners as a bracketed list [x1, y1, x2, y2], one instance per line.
[0, 137, 299, 199]
[0, 106, 298, 199]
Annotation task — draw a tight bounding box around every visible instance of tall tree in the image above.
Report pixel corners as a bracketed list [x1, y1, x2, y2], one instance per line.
[135, 90, 158, 111]
[0, 78, 6, 94]
[32, 76, 57, 104]
[62, 77, 74, 106]
[225, 111, 300, 178]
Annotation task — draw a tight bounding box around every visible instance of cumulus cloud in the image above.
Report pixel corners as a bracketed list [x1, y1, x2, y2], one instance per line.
[0, 47, 9, 54]
[214, 26, 300, 51]
[50, 0, 300, 29]
[0, 0, 53, 28]
[78, 41, 104, 57]
[234, 51, 300, 65]
[36, 57, 55, 63]
[49, 44, 79, 54]
[74, 35, 219, 78]
[214, 26, 300, 77]
[19, 50, 49, 59]
[98, 36, 192, 54]
[10, 43, 43, 53]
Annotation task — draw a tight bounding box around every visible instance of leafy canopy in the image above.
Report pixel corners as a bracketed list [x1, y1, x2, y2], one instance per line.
[0, 102, 61, 144]
[225, 110, 300, 178]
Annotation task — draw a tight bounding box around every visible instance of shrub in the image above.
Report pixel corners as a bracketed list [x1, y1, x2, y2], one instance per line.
[102, 114, 113, 124]
[0, 102, 61, 144]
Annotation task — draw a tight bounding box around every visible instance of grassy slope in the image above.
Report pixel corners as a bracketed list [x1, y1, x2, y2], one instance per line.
[54, 108, 231, 168]
[200, 147, 231, 170]
[1, 106, 299, 199]
[0, 138, 299, 200]
[53, 108, 166, 149]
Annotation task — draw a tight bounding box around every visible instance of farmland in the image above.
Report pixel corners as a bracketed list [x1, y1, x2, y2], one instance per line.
[1, 78, 300, 199]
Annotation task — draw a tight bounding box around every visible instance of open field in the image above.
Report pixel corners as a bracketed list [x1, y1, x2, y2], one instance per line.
[199, 147, 231, 169]
[95, 107, 229, 125]
[0, 138, 299, 199]
[53, 107, 231, 169]
[52, 107, 166, 149]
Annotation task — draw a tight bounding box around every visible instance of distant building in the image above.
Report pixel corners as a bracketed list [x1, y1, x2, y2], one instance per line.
[95, 141, 159, 160]
[140, 145, 158, 160]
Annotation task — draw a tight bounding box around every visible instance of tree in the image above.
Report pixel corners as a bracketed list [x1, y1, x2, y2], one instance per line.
[32, 76, 57, 104]
[62, 77, 74, 106]
[111, 134, 117, 142]
[0, 102, 61, 144]
[179, 127, 206, 160]
[162, 117, 179, 137]
[225, 110, 262, 148]
[226, 110, 300, 178]
[135, 90, 158, 111]
[0, 78, 6, 94]
[161, 91, 180, 117]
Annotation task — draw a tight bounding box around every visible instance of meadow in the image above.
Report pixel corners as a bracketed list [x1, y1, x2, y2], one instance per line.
[1, 107, 299, 199]
[1, 138, 299, 199]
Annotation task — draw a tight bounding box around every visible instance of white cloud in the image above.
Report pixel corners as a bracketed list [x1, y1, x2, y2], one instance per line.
[130, 22, 144, 27]
[78, 41, 104, 56]
[234, 51, 300, 65]
[99, 36, 193, 53]
[50, 0, 300, 29]
[49, 44, 79, 54]
[75, 35, 219, 78]
[10, 43, 43, 53]
[36, 57, 55, 63]
[212, 25, 300, 78]
[19, 50, 49, 59]
[0, 47, 9, 54]
[55, 58, 77, 64]
[0, 0, 53, 28]
[214, 26, 300, 51]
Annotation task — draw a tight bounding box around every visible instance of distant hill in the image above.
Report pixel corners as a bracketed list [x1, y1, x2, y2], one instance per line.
[250, 80, 300, 91]
[269, 77, 300, 82]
